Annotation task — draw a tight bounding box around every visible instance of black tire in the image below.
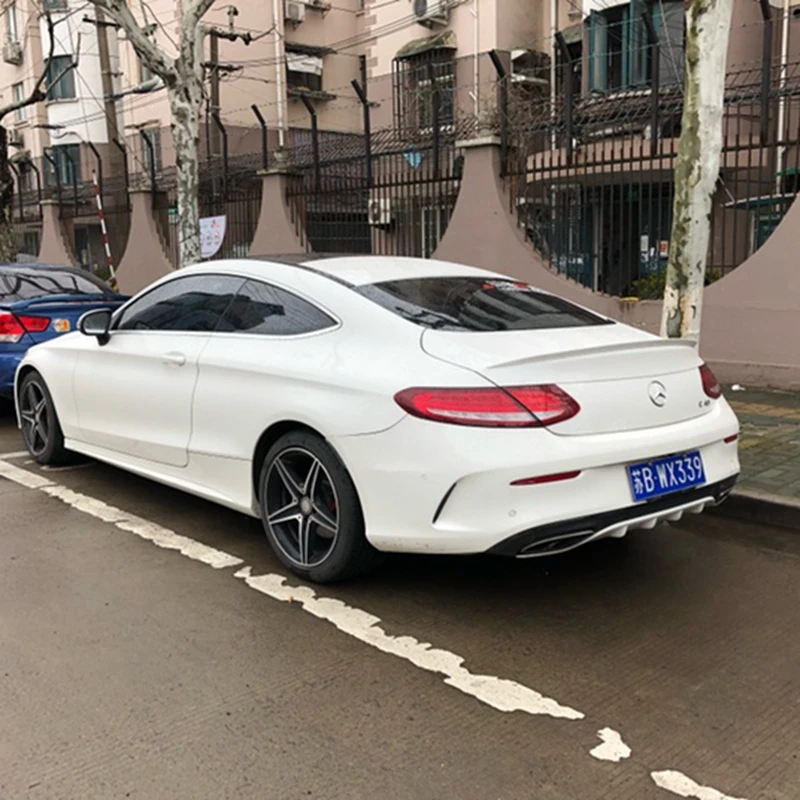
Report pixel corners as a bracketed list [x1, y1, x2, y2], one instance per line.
[18, 371, 70, 466]
[258, 430, 384, 583]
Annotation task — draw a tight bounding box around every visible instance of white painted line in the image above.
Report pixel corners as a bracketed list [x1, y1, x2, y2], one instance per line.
[0, 457, 752, 800]
[590, 727, 632, 762]
[0, 450, 29, 460]
[234, 566, 583, 720]
[0, 462, 243, 570]
[0, 458, 53, 489]
[652, 771, 747, 800]
[41, 485, 244, 570]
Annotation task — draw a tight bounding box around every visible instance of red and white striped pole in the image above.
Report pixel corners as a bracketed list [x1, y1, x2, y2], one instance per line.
[92, 170, 118, 291]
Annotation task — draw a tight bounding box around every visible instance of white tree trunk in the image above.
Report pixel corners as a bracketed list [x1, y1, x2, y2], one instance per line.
[169, 75, 204, 267]
[660, 0, 734, 341]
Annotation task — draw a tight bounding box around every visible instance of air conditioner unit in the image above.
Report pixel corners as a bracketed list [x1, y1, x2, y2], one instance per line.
[3, 40, 23, 66]
[368, 197, 393, 227]
[285, 0, 306, 23]
[413, 0, 449, 28]
[8, 129, 24, 147]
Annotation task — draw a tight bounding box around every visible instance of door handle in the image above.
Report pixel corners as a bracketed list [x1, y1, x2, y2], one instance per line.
[162, 352, 186, 367]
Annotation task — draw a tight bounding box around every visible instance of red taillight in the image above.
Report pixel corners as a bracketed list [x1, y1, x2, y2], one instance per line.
[394, 384, 580, 428]
[17, 315, 51, 333]
[700, 364, 721, 399]
[511, 471, 581, 487]
[0, 311, 26, 344]
[724, 434, 739, 444]
[0, 312, 50, 343]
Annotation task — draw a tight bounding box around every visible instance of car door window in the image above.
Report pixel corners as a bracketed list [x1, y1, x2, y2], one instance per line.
[216, 280, 336, 336]
[116, 275, 244, 332]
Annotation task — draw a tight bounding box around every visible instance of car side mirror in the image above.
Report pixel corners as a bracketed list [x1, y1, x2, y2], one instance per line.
[79, 308, 113, 346]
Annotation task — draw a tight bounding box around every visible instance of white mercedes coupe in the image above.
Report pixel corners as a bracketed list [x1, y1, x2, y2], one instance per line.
[15, 256, 740, 582]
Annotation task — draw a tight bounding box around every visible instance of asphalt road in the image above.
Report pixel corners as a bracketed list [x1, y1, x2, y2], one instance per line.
[1, 404, 799, 800]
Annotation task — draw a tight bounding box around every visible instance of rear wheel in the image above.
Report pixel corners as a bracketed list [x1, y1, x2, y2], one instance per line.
[258, 431, 383, 583]
[19, 371, 70, 466]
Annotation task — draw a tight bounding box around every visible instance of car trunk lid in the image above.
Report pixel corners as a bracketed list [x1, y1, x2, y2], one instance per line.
[421, 326, 712, 435]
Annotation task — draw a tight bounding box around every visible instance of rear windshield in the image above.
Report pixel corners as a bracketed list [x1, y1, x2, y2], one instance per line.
[356, 277, 612, 331]
[0, 268, 112, 304]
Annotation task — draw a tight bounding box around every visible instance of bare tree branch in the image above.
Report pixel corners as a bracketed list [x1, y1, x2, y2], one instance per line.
[0, 13, 79, 122]
[90, 0, 178, 82]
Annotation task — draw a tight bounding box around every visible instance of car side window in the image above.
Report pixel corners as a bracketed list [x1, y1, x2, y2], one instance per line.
[216, 279, 336, 336]
[116, 275, 244, 332]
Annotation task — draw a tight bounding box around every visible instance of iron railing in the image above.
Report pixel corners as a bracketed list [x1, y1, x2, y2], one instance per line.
[506, 52, 800, 297]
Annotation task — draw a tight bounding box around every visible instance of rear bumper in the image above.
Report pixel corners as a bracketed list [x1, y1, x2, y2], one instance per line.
[488, 474, 739, 557]
[332, 399, 741, 555]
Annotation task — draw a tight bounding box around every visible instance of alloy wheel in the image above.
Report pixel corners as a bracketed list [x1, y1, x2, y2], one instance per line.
[20, 380, 50, 458]
[264, 447, 340, 568]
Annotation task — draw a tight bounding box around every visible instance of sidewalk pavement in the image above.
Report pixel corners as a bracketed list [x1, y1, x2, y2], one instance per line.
[722, 386, 800, 527]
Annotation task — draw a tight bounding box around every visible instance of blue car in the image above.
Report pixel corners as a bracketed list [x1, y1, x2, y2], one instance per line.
[0, 263, 128, 400]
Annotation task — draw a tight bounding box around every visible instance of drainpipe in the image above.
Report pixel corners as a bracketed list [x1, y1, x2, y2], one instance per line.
[273, 0, 286, 150]
[776, 0, 790, 196]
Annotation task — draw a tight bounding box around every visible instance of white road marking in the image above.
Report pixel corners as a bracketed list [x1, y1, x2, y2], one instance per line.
[0, 457, 751, 799]
[0, 458, 54, 489]
[0, 450, 29, 460]
[589, 727, 632, 762]
[234, 567, 583, 720]
[39, 484, 244, 570]
[652, 771, 747, 800]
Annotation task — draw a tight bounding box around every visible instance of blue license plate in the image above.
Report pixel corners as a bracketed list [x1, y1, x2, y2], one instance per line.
[627, 451, 706, 502]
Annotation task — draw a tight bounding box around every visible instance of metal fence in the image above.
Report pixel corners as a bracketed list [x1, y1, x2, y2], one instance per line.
[285, 96, 468, 257]
[504, 43, 800, 297]
[152, 152, 263, 267]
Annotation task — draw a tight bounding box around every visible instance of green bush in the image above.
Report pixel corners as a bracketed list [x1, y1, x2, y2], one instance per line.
[631, 267, 724, 300]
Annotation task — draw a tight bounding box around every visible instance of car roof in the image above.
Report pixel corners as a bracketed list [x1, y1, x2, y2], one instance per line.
[242, 254, 501, 287]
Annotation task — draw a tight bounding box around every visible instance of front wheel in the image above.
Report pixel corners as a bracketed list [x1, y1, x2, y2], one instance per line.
[18, 371, 70, 466]
[258, 431, 383, 583]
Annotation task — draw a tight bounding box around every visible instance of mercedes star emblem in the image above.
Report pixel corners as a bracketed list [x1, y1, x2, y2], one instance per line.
[648, 381, 668, 407]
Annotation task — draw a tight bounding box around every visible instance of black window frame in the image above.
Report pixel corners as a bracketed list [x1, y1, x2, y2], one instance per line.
[214, 278, 338, 337]
[393, 49, 456, 134]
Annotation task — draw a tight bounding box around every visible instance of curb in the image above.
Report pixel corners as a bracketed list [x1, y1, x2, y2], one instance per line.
[710, 488, 800, 531]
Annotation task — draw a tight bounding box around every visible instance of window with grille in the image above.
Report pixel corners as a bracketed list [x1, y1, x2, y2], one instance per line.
[587, 0, 684, 94]
[393, 50, 455, 133]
